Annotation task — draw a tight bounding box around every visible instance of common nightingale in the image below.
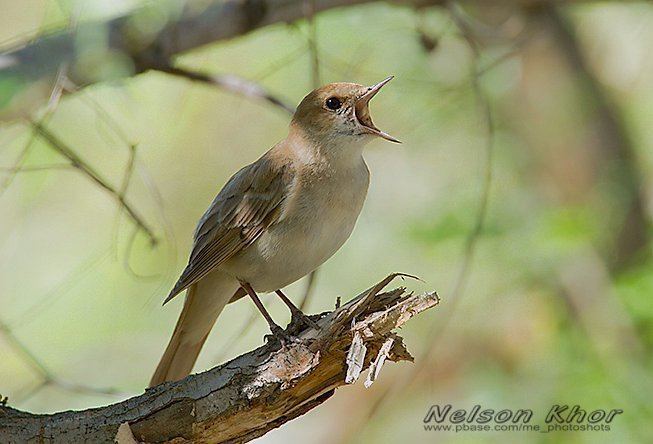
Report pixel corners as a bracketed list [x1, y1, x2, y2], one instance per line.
[150, 77, 398, 386]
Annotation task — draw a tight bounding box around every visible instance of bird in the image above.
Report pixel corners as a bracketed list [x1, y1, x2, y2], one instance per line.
[150, 77, 399, 387]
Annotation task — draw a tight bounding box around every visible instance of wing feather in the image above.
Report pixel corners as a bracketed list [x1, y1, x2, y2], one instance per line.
[164, 153, 291, 304]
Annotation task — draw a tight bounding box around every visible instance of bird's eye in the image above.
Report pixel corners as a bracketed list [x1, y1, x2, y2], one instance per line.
[325, 97, 342, 110]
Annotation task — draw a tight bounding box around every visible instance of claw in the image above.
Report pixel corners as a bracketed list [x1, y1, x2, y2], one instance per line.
[265, 324, 300, 346]
[291, 311, 320, 330]
[275, 289, 320, 331]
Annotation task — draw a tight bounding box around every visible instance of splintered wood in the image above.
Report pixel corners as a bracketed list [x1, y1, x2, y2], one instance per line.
[2, 274, 439, 444]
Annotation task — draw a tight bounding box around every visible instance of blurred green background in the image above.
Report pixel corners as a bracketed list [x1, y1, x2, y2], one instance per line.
[1, 1, 653, 443]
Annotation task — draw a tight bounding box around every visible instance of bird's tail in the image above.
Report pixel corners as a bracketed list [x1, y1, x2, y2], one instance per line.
[149, 270, 240, 387]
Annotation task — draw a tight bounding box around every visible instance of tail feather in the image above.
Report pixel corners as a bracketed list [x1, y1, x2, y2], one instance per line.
[149, 270, 239, 387]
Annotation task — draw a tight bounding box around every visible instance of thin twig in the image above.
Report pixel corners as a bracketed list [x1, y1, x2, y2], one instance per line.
[0, 125, 40, 198]
[0, 318, 125, 404]
[299, 269, 318, 311]
[0, 61, 68, 198]
[113, 144, 160, 280]
[29, 121, 158, 246]
[252, 45, 309, 81]
[0, 164, 73, 173]
[158, 66, 295, 115]
[0, 320, 52, 378]
[66, 84, 175, 281]
[72, 87, 134, 148]
[116, 144, 138, 227]
[5, 249, 112, 328]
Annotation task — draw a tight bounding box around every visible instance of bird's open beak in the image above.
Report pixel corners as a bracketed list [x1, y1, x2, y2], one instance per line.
[354, 76, 401, 143]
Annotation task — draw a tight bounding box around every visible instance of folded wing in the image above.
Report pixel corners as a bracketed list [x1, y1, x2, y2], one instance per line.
[163, 154, 291, 304]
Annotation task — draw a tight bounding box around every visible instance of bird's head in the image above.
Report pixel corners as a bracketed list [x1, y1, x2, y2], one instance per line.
[291, 77, 400, 149]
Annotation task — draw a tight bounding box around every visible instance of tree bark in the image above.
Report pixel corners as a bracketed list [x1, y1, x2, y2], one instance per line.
[0, 274, 438, 444]
[0, 0, 632, 120]
[1, 0, 440, 83]
[0, 0, 621, 88]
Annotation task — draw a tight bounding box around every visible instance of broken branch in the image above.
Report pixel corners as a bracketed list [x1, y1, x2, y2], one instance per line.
[0, 275, 438, 443]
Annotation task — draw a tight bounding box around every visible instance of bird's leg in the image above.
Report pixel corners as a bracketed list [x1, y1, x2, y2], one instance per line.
[275, 290, 320, 330]
[240, 282, 292, 345]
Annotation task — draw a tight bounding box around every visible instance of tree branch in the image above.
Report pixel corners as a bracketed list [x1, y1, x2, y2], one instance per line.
[0, 275, 438, 444]
[0, 0, 612, 86]
[159, 66, 295, 114]
[0, 0, 632, 119]
[2, 1, 422, 84]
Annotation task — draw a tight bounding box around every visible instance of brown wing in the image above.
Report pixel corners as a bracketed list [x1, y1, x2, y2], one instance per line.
[163, 153, 291, 304]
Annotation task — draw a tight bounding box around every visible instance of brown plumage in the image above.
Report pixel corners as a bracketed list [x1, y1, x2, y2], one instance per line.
[150, 78, 398, 387]
[163, 155, 292, 305]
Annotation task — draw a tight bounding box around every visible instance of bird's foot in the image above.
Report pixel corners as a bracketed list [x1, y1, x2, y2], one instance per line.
[290, 310, 320, 331]
[274, 289, 320, 331]
[265, 323, 300, 347]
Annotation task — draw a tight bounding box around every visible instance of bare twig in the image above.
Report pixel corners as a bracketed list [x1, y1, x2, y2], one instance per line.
[64, 85, 176, 282]
[252, 45, 309, 81]
[2, 1, 432, 86]
[0, 123, 41, 198]
[299, 269, 319, 311]
[0, 164, 73, 172]
[0, 60, 65, 195]
[29, 121, 158, 246]
[0, 276, 439, 444]
[0, 318, 125, 404]
[7, 0, 624, 119]
[5, 249, 112, 328]
[113, 142, 138, 257]
[158, 66, 296, 115]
